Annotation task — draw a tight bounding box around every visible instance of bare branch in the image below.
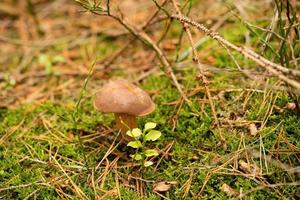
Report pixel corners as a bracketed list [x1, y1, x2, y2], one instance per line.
[171, 0, 225, 142]
[79, 0, 189, 102]
[171, 14, 300, 90]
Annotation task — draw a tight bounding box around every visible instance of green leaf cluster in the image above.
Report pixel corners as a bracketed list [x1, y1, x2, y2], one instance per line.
[126, 122, 161, 167]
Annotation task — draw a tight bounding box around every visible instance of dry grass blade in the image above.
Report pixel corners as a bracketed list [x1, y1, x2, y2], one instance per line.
[95, 131, 121, 170]
[52, 156, 88, 199]
[0, 182, 50, 193]
[0, 119, 24, 145]
[182, 169, 194, 198]
[235, 182, 300, 199]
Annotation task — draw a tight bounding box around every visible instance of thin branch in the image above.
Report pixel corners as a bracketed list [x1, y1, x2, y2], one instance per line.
[151, 0, 170, 18]
[171, 14, 300, 90]
[80, 1, 189, 102]
[111, 16, 189, 102]
[98, 0, 169, 72]
[171, 0, 225, 142]
[106, 0, 110, 15]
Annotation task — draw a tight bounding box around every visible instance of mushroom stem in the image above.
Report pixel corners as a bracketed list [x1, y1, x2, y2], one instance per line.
[114, 113, 137, 138]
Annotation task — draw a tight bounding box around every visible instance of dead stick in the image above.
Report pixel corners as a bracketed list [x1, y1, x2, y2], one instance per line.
[111, 16, 189, 102]
[85, 2, 189, 102]
[171, 0, 225, 142]
[100, 0, 169, 71]
[171, 14, 300, 90]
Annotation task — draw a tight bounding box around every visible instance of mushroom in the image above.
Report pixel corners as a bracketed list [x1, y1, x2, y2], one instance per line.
[94, 79, 155, 139]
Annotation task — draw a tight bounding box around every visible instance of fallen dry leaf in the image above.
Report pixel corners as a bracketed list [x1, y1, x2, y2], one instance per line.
[221, 183, 238, 197]
[249, 123, 258, 136]
[239, 160, 261, 176]
[161, 40, 177, 51]
[286, 102, 296, 110]
[153, 181, 177, 192]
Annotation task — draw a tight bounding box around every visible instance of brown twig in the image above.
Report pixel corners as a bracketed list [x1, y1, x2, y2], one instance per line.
[98, 0, 169, 71]
[82, 1, 189, 102]
[114, 16, 189, 101]
[171, 0, 225, 142]
[171, 14, 300, 90]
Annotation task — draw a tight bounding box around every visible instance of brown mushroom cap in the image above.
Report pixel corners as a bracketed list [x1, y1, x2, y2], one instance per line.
[94, 79, 155, 116]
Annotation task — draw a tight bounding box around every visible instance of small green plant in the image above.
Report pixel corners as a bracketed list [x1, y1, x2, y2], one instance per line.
[126, 122, 161, 167]
[2, 73, 16, 88]
[38, 54, 65, 75]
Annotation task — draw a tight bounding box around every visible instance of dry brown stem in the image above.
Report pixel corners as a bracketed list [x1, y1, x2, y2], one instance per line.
[113, 18, 189, 102]
[171, 0, 225, 142]
[86, 2, 189, 102]
[99, 0, 169, 72]
[171, 14, 300, 90]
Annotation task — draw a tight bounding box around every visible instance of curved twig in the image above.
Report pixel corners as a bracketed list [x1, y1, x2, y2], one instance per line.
[171, 14, 300, 90]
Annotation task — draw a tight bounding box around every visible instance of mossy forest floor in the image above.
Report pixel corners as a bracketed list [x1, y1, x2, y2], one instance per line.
[0, 0, 299, 199]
